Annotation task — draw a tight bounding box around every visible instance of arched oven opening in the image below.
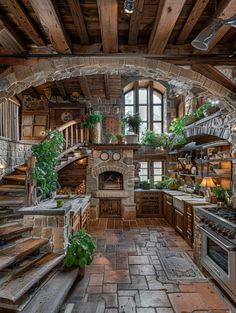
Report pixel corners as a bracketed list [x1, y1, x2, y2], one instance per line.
[99, 171, 123, 190]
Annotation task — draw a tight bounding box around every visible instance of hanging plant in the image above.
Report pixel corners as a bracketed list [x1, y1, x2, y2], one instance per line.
[31, 129, 64, 198]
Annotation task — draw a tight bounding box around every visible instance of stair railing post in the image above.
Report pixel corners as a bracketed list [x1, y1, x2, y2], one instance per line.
[25, 156, 36, 207]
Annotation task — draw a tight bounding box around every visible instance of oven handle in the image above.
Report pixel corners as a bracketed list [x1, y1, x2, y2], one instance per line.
[198, 225, 236, 251]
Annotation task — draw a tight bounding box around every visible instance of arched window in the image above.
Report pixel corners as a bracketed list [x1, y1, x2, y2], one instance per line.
[124, 81, 164, 134]
[124, 81, 166, 182]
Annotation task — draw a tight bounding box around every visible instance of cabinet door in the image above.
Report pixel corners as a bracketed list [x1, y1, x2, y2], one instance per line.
[166, 203, 174, 225]
[185, 205, 193, 246]
[174, 208, 184, 236]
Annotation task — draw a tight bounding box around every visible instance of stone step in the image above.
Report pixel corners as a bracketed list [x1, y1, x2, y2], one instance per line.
[0, 195, 25, 207]
[0, 185, 25, 194]
[62, 301, 105, 313]
[21, 268, 78, 313]
[3, 174, 26, 183]
[0, 253, 64, 304]
[0, 238, 48, 271]
[0, 213, 23, 225]
[0, 224, 32, 242]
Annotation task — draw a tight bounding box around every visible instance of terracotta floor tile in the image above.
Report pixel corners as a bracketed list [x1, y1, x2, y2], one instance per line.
[103, 284, 117, 293]
[89, 273, 103, 286]
[104, 270, 131, 284]
[87, 286, 102, 294]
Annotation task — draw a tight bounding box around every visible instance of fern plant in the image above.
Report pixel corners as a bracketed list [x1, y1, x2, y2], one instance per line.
[64, 229, 96, 268]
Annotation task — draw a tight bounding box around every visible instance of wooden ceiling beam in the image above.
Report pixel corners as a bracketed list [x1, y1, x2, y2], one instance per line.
[148, 0, 186, 54]
[55, 81, 67, 100]
[191, 64, 236, 93]
[97, 0, 118, 53]
[0, 14, 26, 53]
[196, 0, 236, 54]
[67, 0, 89, 45]
[128, 0, 144, 45]
[5, 0, 44, 46]
[29, 0, 72, 54]
[78, 76, 91, 100]
[176, 0, 210, 44]
[104, 74, 110, 100]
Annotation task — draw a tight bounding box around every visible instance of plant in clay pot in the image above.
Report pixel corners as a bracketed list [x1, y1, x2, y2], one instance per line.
[123, 113, 142, 144]
[64, 229, 96, 278]
[104, 132, 116, 144]
[212, 186, 225, 207]
[82, 112, 103, 144]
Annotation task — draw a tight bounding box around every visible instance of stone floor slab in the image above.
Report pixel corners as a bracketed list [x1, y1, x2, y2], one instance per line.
[139, 290, 171, 308]
[104, 270, 131, 284]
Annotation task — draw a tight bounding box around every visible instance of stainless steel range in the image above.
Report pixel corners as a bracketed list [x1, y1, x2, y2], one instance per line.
[197, 206, 236, 303]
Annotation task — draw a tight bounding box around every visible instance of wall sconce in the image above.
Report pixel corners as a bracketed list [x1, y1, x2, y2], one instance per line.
[124, 0, 135, 14]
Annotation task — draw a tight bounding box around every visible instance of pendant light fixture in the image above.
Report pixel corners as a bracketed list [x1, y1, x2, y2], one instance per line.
[124, 0, 135, 14]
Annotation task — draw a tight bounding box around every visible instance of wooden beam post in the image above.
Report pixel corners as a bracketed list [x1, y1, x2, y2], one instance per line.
[29, 0, 72, 54]
[78, 76, 91, 100]
[104, 74, 110, 100]
[148, 0, 186, 54]
[97, 0, 118, 53]
[128, 0, 144, 45]
[55, 81, 67, 100]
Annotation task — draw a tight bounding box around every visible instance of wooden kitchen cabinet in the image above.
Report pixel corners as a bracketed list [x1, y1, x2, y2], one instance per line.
[163, 194, 174, 226]
[174, 208, 185, 236]
[135, 191, 163, 218]
[185, 204, 193, 246]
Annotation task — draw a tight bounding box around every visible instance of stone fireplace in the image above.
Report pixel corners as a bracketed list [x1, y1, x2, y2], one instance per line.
[86, 145, 138, 219]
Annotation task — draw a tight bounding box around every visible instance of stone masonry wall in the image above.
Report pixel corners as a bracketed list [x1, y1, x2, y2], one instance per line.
[0, 137, 32, 179]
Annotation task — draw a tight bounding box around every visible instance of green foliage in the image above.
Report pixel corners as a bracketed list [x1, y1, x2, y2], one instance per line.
[82, 112, 102, 128]
[56, 199, 64, 208]
[31, 129, 64, 197]
[64, 229, 96, 268]
[104, 132, 117, 143]
[141, 131, 169, 149]
[194, 182, 201, 194]
[212, 186, 225, 201]
[195, 102, 212, 118]
[123, 112, 142, 134]
[156, 176, 181, 190]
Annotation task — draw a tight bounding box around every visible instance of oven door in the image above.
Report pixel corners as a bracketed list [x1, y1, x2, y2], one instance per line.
[199, 225, 236, 302]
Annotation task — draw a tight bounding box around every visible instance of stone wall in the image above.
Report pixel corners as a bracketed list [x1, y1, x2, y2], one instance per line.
[0, 137, 32, 179]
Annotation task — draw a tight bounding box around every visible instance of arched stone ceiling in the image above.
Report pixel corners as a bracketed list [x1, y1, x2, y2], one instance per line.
[0, 57, 234, 107]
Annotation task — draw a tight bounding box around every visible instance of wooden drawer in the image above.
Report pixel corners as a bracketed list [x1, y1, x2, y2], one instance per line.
[174, 208, 184, 236]
[135, 191, 163, 218]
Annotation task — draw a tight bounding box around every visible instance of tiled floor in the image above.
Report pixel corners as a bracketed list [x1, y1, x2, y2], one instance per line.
[61, 218, 235, 313]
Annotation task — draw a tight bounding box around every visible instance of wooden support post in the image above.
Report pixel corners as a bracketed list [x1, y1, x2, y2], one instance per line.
[70, 125, 73, 147]
[25, 156, 36, 207]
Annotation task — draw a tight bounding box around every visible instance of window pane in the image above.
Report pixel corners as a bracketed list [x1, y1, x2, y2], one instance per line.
[140, 122, 147, 135]
[154, 175, 162, 181]
[125, 106, 134, 115]
[125, 91, 134, 104]
[154, 168, 162, 175]
[153, 122, 162, 133]
[153, 105, 162, 121]
[153, 161, 162, 168]
[140, 168, 148, 175]
[153, 91, 162, 104]
[139, 89, 147, 104]
[140, 175, 148, 181]
[139, 105, 147, 121]
[140, 161, 148, 168]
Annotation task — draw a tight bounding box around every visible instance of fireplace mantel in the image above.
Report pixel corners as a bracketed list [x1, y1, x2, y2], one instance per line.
[92, 190, 129, 198]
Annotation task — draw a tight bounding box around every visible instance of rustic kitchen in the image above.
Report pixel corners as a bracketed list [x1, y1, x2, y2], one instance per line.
[0, 0, 235, 312]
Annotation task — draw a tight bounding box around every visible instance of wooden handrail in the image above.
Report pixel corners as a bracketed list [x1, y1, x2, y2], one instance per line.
[57, 119, 80, 131]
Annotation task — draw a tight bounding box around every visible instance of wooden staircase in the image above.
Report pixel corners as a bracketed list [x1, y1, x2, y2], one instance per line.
[0, 120, 87, 313]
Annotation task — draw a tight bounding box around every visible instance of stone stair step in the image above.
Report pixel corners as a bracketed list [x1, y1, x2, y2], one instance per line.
[0, 185, 25, 194]
[0, 213, 23, 225]
[0, 238, 48, 271]
[0, 196, 24, 207]
[21, 268, 78, 313]
[3, 174, 26, 182]
[0, 253, 64, 304]
[0, 224, 32, 241]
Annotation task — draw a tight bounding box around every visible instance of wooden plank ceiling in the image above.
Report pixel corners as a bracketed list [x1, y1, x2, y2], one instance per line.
[0, 0, 235, 100]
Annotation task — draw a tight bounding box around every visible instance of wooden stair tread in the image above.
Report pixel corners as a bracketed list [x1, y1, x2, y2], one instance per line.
[0, 238, 48, 271]
[15, 165, 29, 172]
[0, 224, 32, 240]
[0, 196, 24, 206]
[0, 253, 64, 303]
[22, 268, 78, 313]
[0, 185, 24, 193]
[3, 175, 26, 182]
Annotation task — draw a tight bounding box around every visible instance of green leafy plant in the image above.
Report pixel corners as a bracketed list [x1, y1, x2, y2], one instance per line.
[64, 229, 96, 268]
[194, 182, 201, 194]
[56, 199, 64, 208]
[82, 112, 102, 128]
[31, 130, 64, 198]
[160, 176, 181, 190]
[104, 132, 117, 143]
[141, 131, 169, 149]
[195, 102, 212, 119]
[123, 112, 142, 134]
[168, 117, 187, 148]
[212, 186, 225, 201]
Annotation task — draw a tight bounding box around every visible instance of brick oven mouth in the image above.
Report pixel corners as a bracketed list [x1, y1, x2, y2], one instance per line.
[99, 171, 123, 190]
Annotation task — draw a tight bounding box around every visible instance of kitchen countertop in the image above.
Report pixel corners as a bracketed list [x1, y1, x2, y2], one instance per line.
[19, 195, 91, 216]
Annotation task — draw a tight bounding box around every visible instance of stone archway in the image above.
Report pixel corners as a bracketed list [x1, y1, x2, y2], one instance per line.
[0, 56, 234, 105]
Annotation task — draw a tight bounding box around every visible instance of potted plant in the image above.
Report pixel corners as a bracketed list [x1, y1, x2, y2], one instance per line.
[141, 130, 169, 150]
[142, 180, 151, 190]
[116, 132, 124, 144]
[64, 229, 96, 279]
[212, 186, 225, 207]
[168, 116, 187, 149]
[104, 132, 117, 144]
[123, 113, 142, 144]
[82, 112, 102, 144]
[31, 129, 64, 199]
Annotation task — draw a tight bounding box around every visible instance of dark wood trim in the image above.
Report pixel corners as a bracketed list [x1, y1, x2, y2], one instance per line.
[128, 0, 144, 45]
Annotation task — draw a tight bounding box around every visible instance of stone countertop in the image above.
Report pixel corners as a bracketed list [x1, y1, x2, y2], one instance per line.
[19, 195, 91, 216]
[134, 189, 163, 192]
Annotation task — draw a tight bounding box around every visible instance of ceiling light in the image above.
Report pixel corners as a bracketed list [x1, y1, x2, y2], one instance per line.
[192, 14, 236, 51]
[124, 0, 135, 14]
